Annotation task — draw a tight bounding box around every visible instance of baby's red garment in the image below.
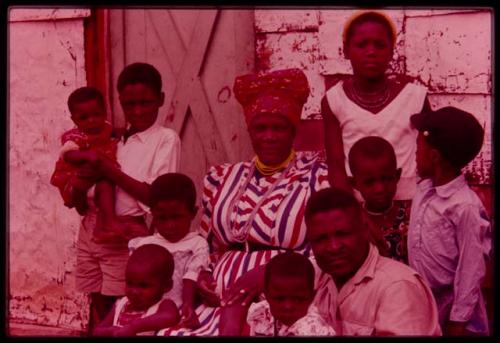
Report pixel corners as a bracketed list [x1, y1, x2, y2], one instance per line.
[50, 122, 118, 208]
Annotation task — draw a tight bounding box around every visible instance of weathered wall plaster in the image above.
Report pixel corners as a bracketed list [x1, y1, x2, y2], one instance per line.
[9, 8, 90, 332]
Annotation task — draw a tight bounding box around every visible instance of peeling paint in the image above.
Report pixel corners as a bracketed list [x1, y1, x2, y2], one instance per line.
[217, 86, 231, 103]
[9, 13, 88, 332]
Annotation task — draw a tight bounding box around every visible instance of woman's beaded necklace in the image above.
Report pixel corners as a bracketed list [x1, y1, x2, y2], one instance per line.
[255, 150, 295, 176]
[349, 78, 391, 111]
[226, 151, 295, 244]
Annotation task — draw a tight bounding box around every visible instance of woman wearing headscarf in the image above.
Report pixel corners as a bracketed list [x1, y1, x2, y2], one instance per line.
[160, 68, 331, 336]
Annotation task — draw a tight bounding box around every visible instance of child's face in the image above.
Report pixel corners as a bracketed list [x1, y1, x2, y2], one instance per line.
[265, 276, 315, 327]
[119, 83, 164, 133]
[344, 21, 393, 80]
[351, 155, 401, 212]
[125, 263, 169, 311]
[70, 99, 106, 135]
[416, 132, 435, 178]
[152, 200, 196, 243]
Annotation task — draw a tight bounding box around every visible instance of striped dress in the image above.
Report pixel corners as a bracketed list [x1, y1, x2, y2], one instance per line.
[159, 151, 329, 336]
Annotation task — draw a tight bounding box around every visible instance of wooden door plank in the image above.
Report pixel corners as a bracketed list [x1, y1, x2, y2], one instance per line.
[188, 78, 228, 165]
[124, 9, 147, 63]
[147, 9, 186, 75]
[168, 10, 219, 132]
[169, 9, 201, 48]
[108, 9, 126, 128]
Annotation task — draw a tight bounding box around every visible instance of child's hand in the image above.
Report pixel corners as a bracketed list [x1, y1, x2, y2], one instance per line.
[197, 270, 220, 307]
[179, 304, 200, 329]
[92, 216, 128, 244]
[91, 230, 126, 244]
[121, 218, 149, 240]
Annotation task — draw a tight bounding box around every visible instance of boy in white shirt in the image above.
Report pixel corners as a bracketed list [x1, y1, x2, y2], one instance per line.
[65, 63, 181, 333]
[129, 173, 209, 330]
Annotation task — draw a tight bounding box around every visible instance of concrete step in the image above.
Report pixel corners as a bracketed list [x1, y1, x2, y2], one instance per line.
[8, 322, 85, 337]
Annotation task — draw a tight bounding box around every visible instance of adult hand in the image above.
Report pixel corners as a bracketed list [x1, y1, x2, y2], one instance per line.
[64, 149, 99, 164]
[197, 270, 220, 307]
[221, 265, 265, 307]
[179, 304, 201, 329]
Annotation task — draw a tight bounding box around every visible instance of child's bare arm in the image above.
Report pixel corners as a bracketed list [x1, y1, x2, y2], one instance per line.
[68, 175, 95, 215]
[95, 180, 116, 221]
[115, 299, 180, 336]
[92, 303, 117, 336]
[180, 279, 200, 328]
[321, 96, 352, 192]
[64, 150, 153, 207]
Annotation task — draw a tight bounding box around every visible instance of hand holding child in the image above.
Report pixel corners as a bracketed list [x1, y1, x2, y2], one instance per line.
[197, 270, 220, 307]
[179, 304, 200, 329]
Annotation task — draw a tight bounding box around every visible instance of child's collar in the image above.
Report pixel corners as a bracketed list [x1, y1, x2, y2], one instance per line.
[434, 174, 466, 199]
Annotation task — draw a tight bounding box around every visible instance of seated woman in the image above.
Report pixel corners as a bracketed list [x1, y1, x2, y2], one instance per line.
[159, 68, 330, 336]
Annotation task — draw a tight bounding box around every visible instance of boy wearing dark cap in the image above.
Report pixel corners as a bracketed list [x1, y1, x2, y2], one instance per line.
[408, 106, 491, 336]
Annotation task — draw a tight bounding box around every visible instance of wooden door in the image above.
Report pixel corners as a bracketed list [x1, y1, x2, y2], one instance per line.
[107, 9, 255, 226]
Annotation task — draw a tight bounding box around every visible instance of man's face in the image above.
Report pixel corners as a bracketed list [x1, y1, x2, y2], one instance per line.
[306, 207, 369, 286]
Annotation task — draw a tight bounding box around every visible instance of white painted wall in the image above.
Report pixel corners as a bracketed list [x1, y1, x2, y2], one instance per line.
[9, 8, 91, 332]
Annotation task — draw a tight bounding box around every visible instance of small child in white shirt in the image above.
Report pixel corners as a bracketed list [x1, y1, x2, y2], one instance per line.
[93, 244, 179, 336]
[247, 251, 336, 336]
[128, 173, 209, 329]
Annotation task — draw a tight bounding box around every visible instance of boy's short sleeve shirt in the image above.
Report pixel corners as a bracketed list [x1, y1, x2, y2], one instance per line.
[115, 124, 181, 216]
[408, 175, 491, 334]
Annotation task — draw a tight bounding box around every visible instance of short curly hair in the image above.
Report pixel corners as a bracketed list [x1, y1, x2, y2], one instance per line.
[117, 62, 162, 96]
[150, 173, 197, 211]
[67, 86, 105, 115]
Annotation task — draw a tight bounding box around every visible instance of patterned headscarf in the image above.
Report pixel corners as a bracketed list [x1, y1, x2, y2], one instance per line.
[233, 68, 310, 128]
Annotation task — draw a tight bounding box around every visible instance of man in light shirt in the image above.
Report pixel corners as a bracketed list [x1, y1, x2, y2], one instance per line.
[305, 187, 441, 336]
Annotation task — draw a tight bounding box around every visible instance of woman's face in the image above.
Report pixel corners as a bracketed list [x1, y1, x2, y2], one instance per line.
[344, 21, 393, 80]
[248, 114, 295, 165]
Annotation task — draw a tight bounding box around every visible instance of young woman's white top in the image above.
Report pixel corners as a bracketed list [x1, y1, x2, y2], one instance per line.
[325, 81, 427, 200]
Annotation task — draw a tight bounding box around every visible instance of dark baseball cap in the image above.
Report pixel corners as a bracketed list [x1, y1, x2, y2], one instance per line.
[410, 106, 484, 169]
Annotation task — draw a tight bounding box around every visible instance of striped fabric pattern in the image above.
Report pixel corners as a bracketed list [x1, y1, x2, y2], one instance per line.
[159, 151, 329, 336]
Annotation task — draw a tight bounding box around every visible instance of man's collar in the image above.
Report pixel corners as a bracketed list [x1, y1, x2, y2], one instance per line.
[349, 243, 378, 286]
